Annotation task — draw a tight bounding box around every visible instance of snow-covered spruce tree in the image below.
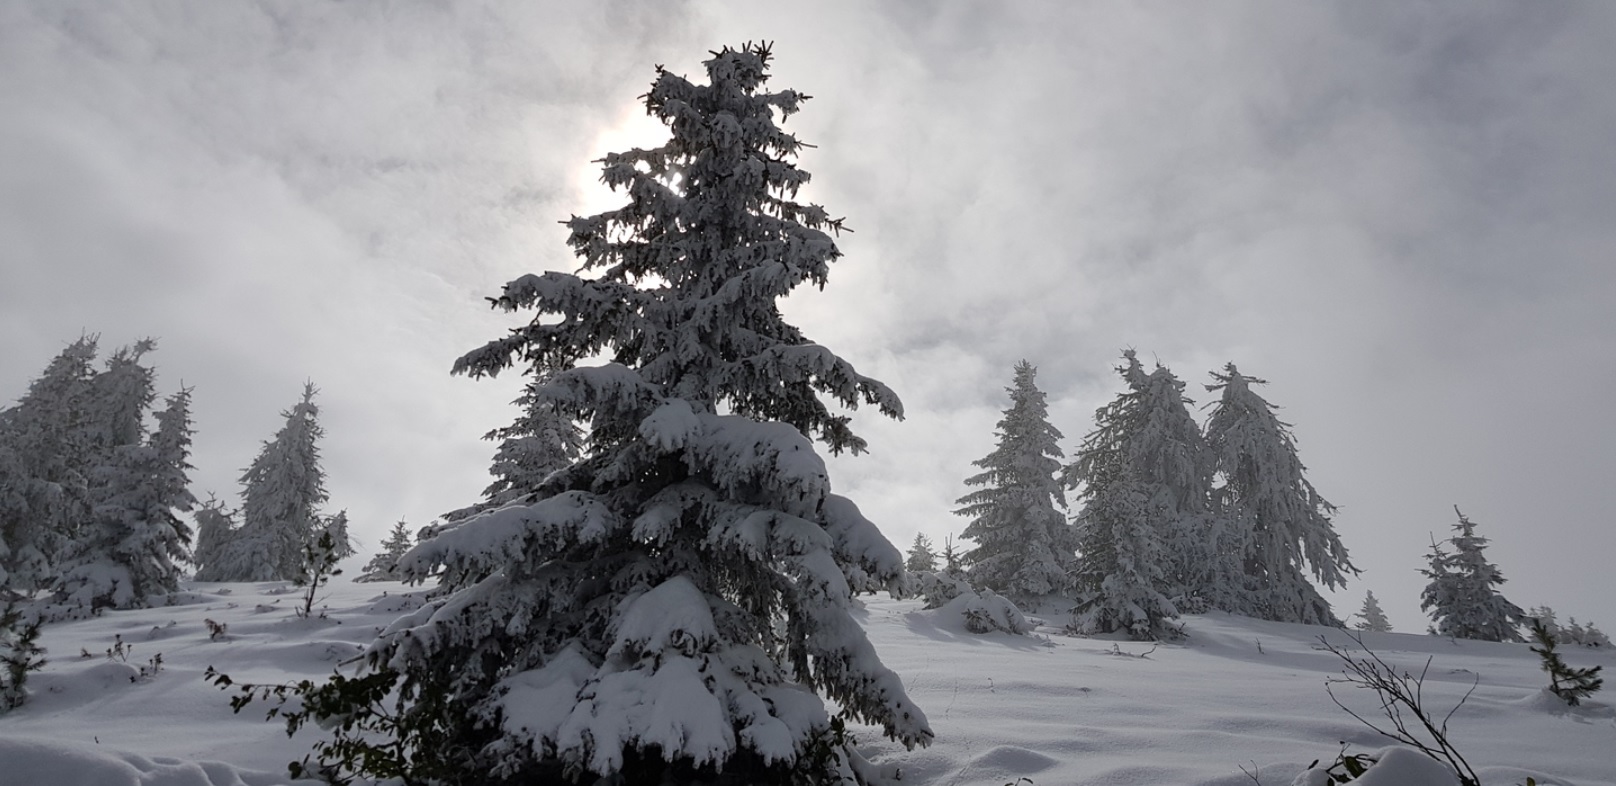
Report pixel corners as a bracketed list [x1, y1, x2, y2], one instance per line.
[291, 44, 930, 785]
[1420, 507, 1523, 642]
[956, 361, 1075, 601]
[57, 387, 196, 611]
[357, 519, 414, 582]
[904, 533, 938, 573]
[218, 383, 329, 582]
[1063, 352, 1189, 640]
[1204, 364, 1354, 625]
[1354, 590, 1392, 633]
[189, 495, 238, 581]
[0, 336, 100, 594]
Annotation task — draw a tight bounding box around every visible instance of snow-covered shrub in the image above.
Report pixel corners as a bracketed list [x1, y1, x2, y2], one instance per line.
[913, 570, 971, 610]
[952, 589, 1031, 635]
[1290, 746, 1463, 786]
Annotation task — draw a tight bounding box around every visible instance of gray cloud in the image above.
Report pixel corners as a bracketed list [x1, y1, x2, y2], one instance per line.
[2, 1, 1611, 629]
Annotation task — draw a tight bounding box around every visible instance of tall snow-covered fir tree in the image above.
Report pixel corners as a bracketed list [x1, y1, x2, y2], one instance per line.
[1354, 590, 1392, 633]
[58, 387, 196, 610]
[329, 44, 929, 785]
[1421, 506, 1523, 642]
[1063, 351, 1186, 640]
[357, 519, 415, 582]
[205, 383, 329, 582]
[1204, 364, 1353, 625]
[0, 337, 100, 593]
[955, 361, 1075, 601]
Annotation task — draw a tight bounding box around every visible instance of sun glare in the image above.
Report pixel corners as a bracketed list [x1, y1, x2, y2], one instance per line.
[571, 107, 669, 216]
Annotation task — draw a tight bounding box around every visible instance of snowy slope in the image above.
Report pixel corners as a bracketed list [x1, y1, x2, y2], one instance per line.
[2, 579, 1611, 786]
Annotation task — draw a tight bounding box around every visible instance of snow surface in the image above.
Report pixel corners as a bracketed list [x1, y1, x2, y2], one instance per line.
[2, 578, 1612, 786]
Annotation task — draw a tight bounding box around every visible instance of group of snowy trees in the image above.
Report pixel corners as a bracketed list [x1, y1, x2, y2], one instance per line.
[0, 338, 355, 607]
[1415, 507, 1607, 646]
[191, 383, 354, 582]
[945, 351, 1353, 639]
[0, 337, 195, 612]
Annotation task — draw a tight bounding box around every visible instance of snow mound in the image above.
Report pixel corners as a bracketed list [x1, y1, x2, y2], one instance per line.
[1290, 747, 1460, 786]
[0, 736, 295, 786]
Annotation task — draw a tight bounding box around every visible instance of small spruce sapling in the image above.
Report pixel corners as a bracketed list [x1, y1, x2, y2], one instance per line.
[295, 529, 342, 619]
[1, 601, 47, 712]
[941, 533, 964, 574]
[1529, 618, 1603, 706]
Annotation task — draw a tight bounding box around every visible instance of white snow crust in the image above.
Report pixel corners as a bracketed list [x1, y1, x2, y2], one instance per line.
[1, 578, 1612, 786]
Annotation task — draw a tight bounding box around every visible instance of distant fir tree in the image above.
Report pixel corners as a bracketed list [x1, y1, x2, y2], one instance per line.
[283, 44, 931, 785]
[0, 336, 99, 593]
[956, 361, 1075, 600]
[58, 387, 196, 610]
[1354, 590, 1392, 633]
[207, 383, 329, 582]
[904, 533, 938, 573]
[1420, 507, 1524, 642]
[1064, 352, 1185, 640]
[189, 495, 238, 581]
[1204, 364, 1354, 625]
[357, 519, 414, 582]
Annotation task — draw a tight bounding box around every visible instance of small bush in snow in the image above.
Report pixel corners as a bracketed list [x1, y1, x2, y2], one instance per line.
[1317, 633, 1479, 786]
[912, 570, 970, 610]
[957, 589, 1031, 635]
[294, 529, 342, 619]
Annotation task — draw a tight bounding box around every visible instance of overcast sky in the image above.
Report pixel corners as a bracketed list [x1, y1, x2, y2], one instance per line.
[4, 1, 1612, 630]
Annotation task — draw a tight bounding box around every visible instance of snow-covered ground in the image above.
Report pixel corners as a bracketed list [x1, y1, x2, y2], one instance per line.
[3, 578, 1612, 786]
